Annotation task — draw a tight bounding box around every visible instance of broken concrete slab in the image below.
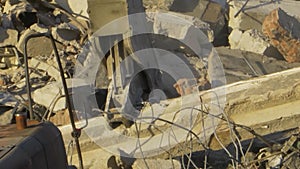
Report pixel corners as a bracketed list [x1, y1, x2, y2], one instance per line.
[17, 23, 63, 57]
[229, 0, 300, 31]
[164, 0, 228, 46]
[32, 78, 95, 112]
[59, 67, 300, 161]
[132, 158, 181, 169]
[230, 29, 283, 59]
[216, 47, 300, 83]
[238, 29, 268, 55]
[0, 28, 18, 47]
[152, 11, 214, 42]
[29, 58, 61, 81]
[262, 8, 300, 63]
[32, 81, 66, 112]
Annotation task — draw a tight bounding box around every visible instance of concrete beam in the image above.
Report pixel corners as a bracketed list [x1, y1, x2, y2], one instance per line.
[59, 67, 300, 161]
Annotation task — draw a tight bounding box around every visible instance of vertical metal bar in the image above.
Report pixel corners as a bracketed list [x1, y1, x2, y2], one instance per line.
[23, 36, 35, 120]
[23, 33, 84, 169]
[48, 34, 84, 169]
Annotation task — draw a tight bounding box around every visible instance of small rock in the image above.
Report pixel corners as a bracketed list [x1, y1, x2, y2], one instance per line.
[0, 106, 13, 125]
[262, 8, 300, 62]
[0, 27, 18, 47]
[267, 154, 282, 169]
[132, 158, 181, 169]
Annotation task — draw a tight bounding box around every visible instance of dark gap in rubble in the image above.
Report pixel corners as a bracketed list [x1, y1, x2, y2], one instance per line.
[175, 130, 300, 169]
[170, 0, 200, 12]
[18, 12, 37, 28]
[212, 19, 229, 47]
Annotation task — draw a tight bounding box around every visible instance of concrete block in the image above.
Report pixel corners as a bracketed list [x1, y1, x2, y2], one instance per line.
[160, 0, 227, 45]
[262, 8, 300, 63]
[152, 11, 214, 42]
[229, 29, 283, 59]
[238, 29, 269, 55]
[229, 0, 300, 31]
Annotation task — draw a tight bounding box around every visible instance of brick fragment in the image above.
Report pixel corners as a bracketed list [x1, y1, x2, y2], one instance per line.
[262, 8, 300, 63]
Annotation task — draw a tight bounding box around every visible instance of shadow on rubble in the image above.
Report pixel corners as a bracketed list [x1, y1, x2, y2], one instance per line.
[174, 129, 300, 169]
[170, 0, 200, 12]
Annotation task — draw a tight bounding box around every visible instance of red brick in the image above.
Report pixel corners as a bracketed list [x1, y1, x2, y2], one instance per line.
[262, 8, 300, 62]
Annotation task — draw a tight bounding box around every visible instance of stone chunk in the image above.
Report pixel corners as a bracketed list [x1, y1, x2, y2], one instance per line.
[262, 8, 300, 63]
[0, 107, 13, 126]
[229, 0, 300, 31]
[0, 28, 18, 47]
[152, 11, 214, 42]
[229, 29, 283, 59]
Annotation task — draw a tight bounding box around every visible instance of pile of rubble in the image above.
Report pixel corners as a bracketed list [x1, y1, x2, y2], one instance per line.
[0, 0, 299, 124]
[0, 0, 300, 168]
[228, 0, 300, 62]
[0, 0, 89, 125]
